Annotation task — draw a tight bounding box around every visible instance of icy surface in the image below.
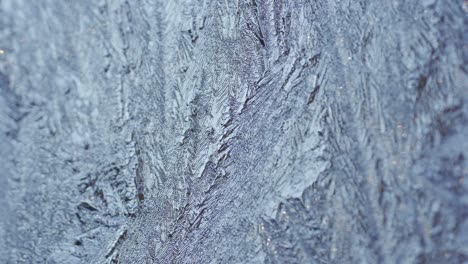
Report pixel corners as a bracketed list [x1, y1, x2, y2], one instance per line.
[0, 0, 467, 263]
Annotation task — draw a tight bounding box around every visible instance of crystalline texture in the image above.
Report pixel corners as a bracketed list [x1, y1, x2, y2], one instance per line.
[0, 0, 466, 263]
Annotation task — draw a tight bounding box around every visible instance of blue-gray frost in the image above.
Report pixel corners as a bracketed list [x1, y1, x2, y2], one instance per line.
[0, 0, 467, 263]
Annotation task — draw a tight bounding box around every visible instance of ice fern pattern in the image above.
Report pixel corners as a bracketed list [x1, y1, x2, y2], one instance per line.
[0, 0, 466, 263]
